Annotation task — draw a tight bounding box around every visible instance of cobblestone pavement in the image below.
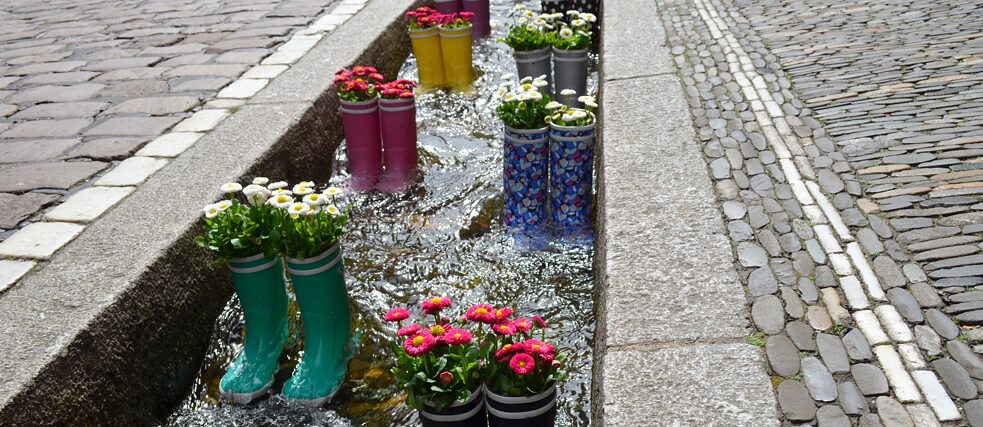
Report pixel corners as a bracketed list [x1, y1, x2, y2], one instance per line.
[0, 0, 338, 240]
[658, 0, 983, 424]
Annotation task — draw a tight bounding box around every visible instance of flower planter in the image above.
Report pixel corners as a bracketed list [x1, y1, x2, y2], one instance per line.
[513, 48, 552, 93]
[433, 0, 462, 14]
[540, 0, 565, 14]
[340, 97, 383, 192]
[461, 0, 490, 38]
[282, 244, 354, 406]
[485, 384, 558, 427]
[439, 26, 475, 90]
[552, 48, 589, 107]
[409, 27, 446, 89]
[220, 253, 289, 404]
[503, 125, 550, 239]
[420, 386, 487, 427]
[549, 118, 596, 241]
[378, 97, 418, 193]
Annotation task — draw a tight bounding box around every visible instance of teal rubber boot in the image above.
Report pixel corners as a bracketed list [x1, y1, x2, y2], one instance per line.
[283, 245, 354, 406]
[219, 253, 289, 404]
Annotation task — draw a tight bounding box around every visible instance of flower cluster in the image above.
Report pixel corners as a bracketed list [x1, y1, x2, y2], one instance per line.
[468, 306, 564, 397]
[386, 296, 481, 410]
[196, 178, 348, 261]
[547, 89, 598, 127]
[334, 66, 385, 102]
[501, 6, 597, 51]
[405, 7, 474, 30]
[494, 74, 553, 129]
[548, 10, 597, 50]
[499, 5, 552, 51]
[378, 79, 417, 100]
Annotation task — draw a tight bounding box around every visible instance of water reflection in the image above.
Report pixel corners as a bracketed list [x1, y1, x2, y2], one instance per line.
[166, 0, 596, 425]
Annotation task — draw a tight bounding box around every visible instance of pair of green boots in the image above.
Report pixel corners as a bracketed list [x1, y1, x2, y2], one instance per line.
[220, 245, 353, 407]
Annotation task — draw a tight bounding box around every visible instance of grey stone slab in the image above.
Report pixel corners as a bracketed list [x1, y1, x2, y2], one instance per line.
[602, 0, 675, 81]
[601, 74, 749, 346]
[910, 282, 943, 308]
[966, 400, 983, 427]
[0, 192, 59, 229]
[0, 161, 107, 192]
[843, 328, 874, 361]
[852, 363, 889, 396]
[816, 404, 851, 427]
[887, 288, 924, 323]
[766, 334, 800, 377]
[926, 308, 961, 339]
[803, 356, 837, 401]
[777, 380, 818, 422]
[748, 266, 778, 297]
[932, 358, 978, 400]
[947, 340, 983, 380]
[876, 397, 914, 427]
[601, 345, 779, 426]
[817, 333, 850, 374]
[752, 295, 786, 335]
[872, 255, 906, 289]
[837, 381, 869, 416]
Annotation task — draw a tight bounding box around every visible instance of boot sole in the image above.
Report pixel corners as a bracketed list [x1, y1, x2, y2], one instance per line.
[287, 387, 340, 408]
[219, 379, 273, 405]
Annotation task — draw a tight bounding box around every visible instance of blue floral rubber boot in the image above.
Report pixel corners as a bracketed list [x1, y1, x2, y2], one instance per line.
[220, 253, 289, 404]
[549, 122, 596, 244]
[503, 126, 550, 249]
[283, 245, 354, 407]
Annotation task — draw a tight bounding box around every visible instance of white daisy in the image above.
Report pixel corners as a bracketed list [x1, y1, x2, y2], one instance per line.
[571, 19, 586, 27]
[220, 182, 242, 193]
[324, 187, 344, 197]
[203, 204, 221, 219]
[584, 99, 598, 108]
[269, 194, 294, 209]
[503, 92, 516, 102]
[268, 181, 288, 190]
[560, 88, 577, 96]
[326, 205, 341, 216]
[528, 91, 543, 101]
[288, 202, 311, 216]
[572, 110, 589, 120]
[297, 181, 315, 187]
[272, 188, 293, 196]
[581, 13, 597, 22]
[523, 10, 535, 18]
[304, 193, 325, 206]
[306, 205, 322, 215]
[292, 185, 314, 195]
[501, 73, 514, 81]
[242, 184, 270, 207]
[567, 10, 581, 17]
[559, 27, 573, 38]
[520, 76, 532, 84]
[518, 16, 528, 24]
[516, 93, 530, 101]
[545, 101, 564, 109]
[252, 177, 269, 185]
[525, 23, 536, 31]
[578, 95, 595, 104]
[215, 200, 233, 211]
[533, 79, 548, 88]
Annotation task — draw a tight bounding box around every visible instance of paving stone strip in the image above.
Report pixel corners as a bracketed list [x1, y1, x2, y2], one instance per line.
[0, 0, 373, 292]
[659, 0, 983, 423]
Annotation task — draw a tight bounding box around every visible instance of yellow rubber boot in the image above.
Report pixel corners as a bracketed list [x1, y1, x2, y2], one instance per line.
[439, 26, 474, 91]
[409, 27, 446, 90]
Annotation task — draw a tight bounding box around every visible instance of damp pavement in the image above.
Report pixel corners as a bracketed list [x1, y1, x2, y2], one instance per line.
[655, 0, 983, 423]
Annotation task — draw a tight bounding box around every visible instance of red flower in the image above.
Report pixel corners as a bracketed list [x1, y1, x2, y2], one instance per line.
[513, 317, 532, 334]
[459, 11, 475, 21]
[532, 315, 547, 328]
[353, 66, 367, 76]
[439, 371, 453, 384]
[422, 296, 452, 314]
[403, 331, 436, 356]
[509, 353, 535, 375]
[494, 307, 513, 323]
[397, 323, 421, 336]
[369, 72, 385, 82]
[523, 339, 547, 355]
[493, 322, 516, 336]
[466, 304, 497, 324]
[495, 342, 524, 362]
[385, 307, 410, 322]
[444, 328, 473, 345]
[398, 91, 415, 99]
[428, 323, 449, 337]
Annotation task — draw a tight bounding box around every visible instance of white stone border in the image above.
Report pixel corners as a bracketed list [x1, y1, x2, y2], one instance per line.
[0, 0, 371, 289]
[689, 0, 961, 421]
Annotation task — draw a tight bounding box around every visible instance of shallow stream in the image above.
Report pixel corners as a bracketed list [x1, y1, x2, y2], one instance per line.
[166, 1, 597, 425]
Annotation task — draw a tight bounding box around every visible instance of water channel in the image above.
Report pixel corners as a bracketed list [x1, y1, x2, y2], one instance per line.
[166, 1, 597, 425]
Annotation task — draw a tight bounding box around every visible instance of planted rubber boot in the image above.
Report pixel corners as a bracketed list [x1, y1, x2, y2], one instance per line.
[283, 245, 354, 406]
[220, 253, 289, 404]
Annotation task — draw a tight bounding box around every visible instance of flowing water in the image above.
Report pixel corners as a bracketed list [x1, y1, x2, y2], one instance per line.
[166, 1, 597, 425]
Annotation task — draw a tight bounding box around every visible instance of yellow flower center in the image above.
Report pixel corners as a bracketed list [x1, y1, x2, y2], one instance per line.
[430, 297, 442, 304]
[454, 333, 462, 339]
[476, 308, 488, 315]
[430, 325, 445, 335]
[533, 345, 541, 350]
[413, 336, 424, 346]
[518, 361, 527, 367]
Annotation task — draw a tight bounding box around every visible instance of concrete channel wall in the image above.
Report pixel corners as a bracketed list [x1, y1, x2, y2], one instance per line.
[592, 0, 780, 424]
[0, 1, 419, 424]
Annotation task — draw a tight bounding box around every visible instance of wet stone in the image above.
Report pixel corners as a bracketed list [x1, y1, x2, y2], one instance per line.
[852, 363, 889, 396]
[818, 169, 845, 193]
[803, 357, 837, 402]
[805, 239, 827, 264]
[947, 340, 983, 380]
[728, 220, 754, 241]
[771, 258, 797, 285]
[787, 321, 817, 351]
[816, 333, 850, 374]
[752, 295, 785, 335]
[722, 200, 747, 220]
[910, 282, 943, 308]
[887, 288, 924, 323]
[766, 334, 800, 377]
[872, 256, 906, 289]
[778, 380, 818, 421]
[737, 242, 769, 267]
[758, 229, 782, 257]
[857, 228, 885, 254]
[843, 328, 873, 361]
[748, 266, 778, 297]
[876, 397, 914, 427]
[926, 309, 961, 339]
[781, 286, 805, 319]
[965, 400, 983, 427]
[799, 278, 819, 304]
[932, 358, 978, 400]
[816, 404, 850, 427]
[779, 233, 802, 253]
[903, 264, 928, 283]
[837, 381, 869, 416]
[946, 301, 983, 314]
[956, 310, 983, 325]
